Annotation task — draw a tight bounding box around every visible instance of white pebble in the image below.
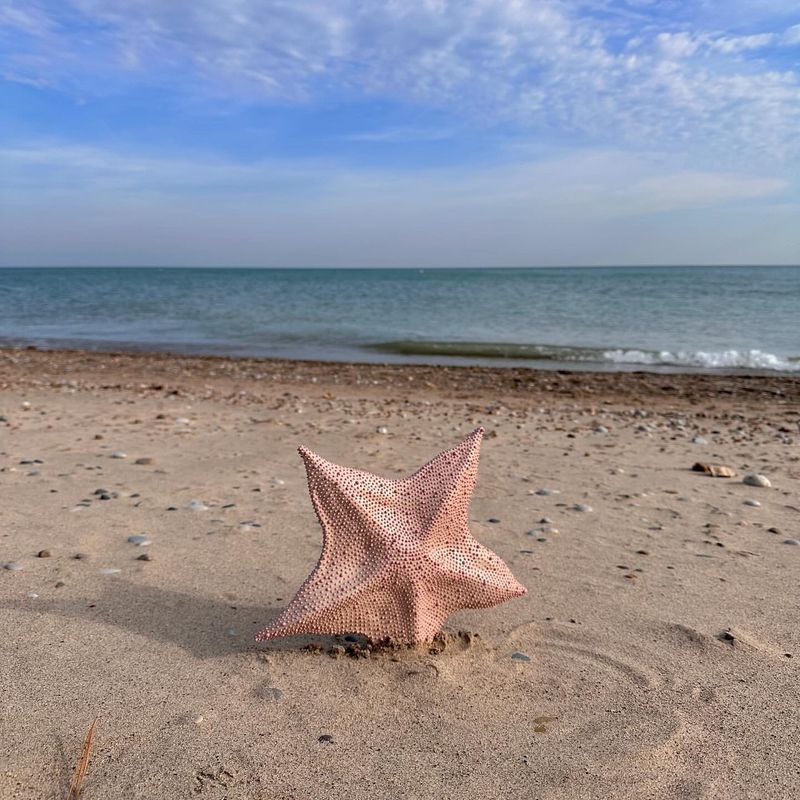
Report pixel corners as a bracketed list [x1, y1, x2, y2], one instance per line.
[743, 499, 761, 508]
[3, 562, 23, 571]
[26, 591, 39, 598]
[691, 436, 708, 445]
[573, 504, 592, 512]
[98, 568, 121, 575]
[743, 474, 771, 488]
[110, 451, 127, 459]
[187, 499, 209, 511]
[784, 539, 800, 546]
[376, 426, 389, 434]
[127, 534, 151, 546]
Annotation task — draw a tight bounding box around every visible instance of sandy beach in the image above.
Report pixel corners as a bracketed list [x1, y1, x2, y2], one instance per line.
[2, 347, 799, 799]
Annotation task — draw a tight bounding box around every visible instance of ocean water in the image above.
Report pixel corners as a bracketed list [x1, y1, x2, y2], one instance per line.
[0, 266, 798, 373]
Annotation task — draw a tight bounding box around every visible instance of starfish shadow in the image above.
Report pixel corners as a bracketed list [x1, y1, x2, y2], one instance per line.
[2, 581, 280, 659]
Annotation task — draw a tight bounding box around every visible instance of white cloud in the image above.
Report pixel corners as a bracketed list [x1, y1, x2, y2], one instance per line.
[2, 1, 800, 160]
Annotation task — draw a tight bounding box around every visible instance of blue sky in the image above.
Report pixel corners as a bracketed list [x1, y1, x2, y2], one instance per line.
[1, 0, 799, 266]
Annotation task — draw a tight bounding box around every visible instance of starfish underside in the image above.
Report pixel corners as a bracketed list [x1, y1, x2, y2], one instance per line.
[256, 427, 526, 644]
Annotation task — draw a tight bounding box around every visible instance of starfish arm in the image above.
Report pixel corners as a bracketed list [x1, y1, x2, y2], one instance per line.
[399, 427, 484, 546]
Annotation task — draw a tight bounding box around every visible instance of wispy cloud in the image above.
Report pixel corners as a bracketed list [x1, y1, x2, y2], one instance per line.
[2, 1, 800, 159]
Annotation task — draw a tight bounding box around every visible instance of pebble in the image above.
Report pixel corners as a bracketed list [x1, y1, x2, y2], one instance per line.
[539, 517, 552, 524]
[376, 426, 389, 434]
[487, 518, 501, 524]
[3, 562, 23, 571]
[511, 651, 531, 662]
[743, 499, 761, 507]
[137, 553, 153, 561]
[594, 425, 609, 433]
[110, 451, 127, 459]
[187, 500, 209, 511]
[573, 503, 592, 512]
[743, 474, 771, 488]
[691, 435, 708, 444]
[37, 549, 52, 558]
[784, 539, 800, 546]
[127, 534, 151, 546]
[175, 417, 191, 425]
[318, 735, 334, 743]
[535, 488, 558, 496]
[134, 457, 154, 465]
[26, 592, 39, 599]
[98, 568, 121, 575]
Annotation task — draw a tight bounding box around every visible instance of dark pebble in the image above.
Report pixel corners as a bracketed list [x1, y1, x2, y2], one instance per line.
[37, 549, 51, 558]
[137, 553, 152, 561]
[511, 651, 531, 662]
[487, 518, 501, 524]
[55, 581, 65, 588]
[318, 735, 334, 743]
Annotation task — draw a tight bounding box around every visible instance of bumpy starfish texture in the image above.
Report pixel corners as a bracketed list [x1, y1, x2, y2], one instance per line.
[256, 427, 526, 644]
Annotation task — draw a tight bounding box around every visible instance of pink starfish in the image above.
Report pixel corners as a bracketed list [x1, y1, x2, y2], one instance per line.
[256, 427, 526, 644]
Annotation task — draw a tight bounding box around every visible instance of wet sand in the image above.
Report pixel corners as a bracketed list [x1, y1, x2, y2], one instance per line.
[2, 348, 799, 799]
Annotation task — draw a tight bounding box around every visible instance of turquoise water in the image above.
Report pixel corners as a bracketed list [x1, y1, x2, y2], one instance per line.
[0, 266, 798, 372]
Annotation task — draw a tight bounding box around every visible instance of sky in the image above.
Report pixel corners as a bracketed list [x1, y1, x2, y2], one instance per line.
[1, 0, 799, 267]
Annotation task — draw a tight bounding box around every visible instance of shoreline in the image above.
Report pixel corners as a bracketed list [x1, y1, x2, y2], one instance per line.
[3, 346, 800, 408]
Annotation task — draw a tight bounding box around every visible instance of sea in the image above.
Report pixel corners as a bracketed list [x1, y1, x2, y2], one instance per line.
[0, 266, 798, 373]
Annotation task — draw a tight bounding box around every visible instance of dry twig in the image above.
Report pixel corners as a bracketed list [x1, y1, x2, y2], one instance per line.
[68, 719, 96, 800]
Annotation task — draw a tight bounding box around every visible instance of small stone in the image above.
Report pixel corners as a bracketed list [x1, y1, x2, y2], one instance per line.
[187, 500, 209, 511]
[137, 553, 153, 561]
[743, 474, 771, 488]
[743, 499, 761, 508]
[328, 645, 346, 658]
[194, 715, 204, 725]
[93, 488, 110, 496]
[784, 539, 800, 546]
[134, 457, 154, 465]
[26, 591, 39, 598]
[376, 426, 389, 434]
[573, 503, 592, 512]
[318, 734, 334, 743]
[55, 580, 66, 588]
[487, 517, 501, 524]
[21, 401, 31, 410]
[692, 462, 736, 478]
[535, 488, 558, 496]
[594, 425, 609, 433]
[98, 567, 121, 574]
[511, 651, 531, 662]
[539, 517, 552, 524]
[691, 435, 708, 444]
[127, 534, 151, 546]
[110, 451, 127, 459]
[37, 549, 51, 558]
[3, 562, 23, 571]
[73, 553, 89, 560]
[175, 417, 191, 425]
[98, 493, 111, 500]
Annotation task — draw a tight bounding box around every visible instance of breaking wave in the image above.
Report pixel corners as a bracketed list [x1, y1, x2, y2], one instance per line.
[369, 341, 800, 372]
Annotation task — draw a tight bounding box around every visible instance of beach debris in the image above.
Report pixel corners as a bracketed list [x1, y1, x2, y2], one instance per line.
[255, 428, 526, 644]
[3, 562, 23, 571]
[743, 499, 761, 507]
[127, 534, 151, 546]
[109, 451, 127, 459]
[691, 462, 736, 478]
[743, 473, 771, 488]
[68, 718, 96, 800]
[511, 651, 531, 662]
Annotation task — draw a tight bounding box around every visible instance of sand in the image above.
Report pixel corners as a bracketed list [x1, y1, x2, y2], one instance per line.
[1, 348, 799, 799]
